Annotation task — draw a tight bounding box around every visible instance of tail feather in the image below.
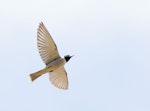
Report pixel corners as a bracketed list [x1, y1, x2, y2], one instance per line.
[29, 73, 42, 82]
[29, 67, 49, 82]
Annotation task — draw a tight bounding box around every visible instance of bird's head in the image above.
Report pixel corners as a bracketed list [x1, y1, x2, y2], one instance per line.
[64, 55, 74, 62]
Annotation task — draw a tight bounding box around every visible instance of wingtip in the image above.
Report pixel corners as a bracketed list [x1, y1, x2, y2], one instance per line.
[38, 22, 44, 31]
[39, 21, 44, 25]
[64, 87, 68, 90]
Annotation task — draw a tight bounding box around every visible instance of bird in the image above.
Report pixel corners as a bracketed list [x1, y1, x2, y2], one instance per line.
[29, 22, 73, 90]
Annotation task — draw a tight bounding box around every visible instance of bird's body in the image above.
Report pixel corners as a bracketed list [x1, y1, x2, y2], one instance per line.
[29, 58, 66, 81]
[29, 22, 73, 89]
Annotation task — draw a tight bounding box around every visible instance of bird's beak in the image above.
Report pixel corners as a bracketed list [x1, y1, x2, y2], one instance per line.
[71, 55, 74, 58]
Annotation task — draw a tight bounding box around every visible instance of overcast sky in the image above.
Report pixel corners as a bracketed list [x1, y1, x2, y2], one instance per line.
[0, 0, 150, 111]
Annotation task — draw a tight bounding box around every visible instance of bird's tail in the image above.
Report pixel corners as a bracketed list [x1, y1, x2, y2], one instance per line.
[29, 67, 49, 82]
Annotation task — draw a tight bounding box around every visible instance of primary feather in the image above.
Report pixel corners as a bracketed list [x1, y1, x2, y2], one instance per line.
[37, 22, 60, 65]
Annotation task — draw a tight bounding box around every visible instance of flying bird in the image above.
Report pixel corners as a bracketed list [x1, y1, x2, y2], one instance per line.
[29, 22, 73, 89]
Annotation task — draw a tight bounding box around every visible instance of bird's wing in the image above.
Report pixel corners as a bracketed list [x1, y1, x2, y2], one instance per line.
[37, 22, 60, 65]
[49, 67, 68, 89]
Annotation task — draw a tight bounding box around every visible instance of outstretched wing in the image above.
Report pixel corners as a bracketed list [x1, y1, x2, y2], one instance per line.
[37, 22, 60, 65]
[49, 67, 68, 89]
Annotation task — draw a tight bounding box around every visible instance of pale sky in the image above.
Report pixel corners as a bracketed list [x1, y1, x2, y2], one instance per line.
[0, 0, 150, 111]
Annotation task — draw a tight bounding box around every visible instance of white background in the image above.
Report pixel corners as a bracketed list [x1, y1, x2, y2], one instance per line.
[0, 0, 150, 111]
